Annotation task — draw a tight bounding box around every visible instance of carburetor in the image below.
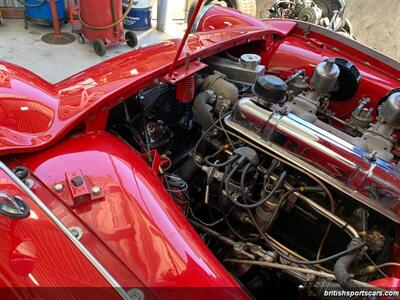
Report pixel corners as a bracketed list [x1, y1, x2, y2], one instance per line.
[252, 59, 399, 163]
[353, 92, 400, 161]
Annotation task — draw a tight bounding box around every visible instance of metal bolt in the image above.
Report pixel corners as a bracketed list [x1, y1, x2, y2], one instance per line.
[92, 186, 102, 195]
[69, 226, 83, 240]
[54, 183, 64, 192]
[127, 288, 145, 300]
[367, 151, 378, 161]
[25, 179, 35, 189]
[71, 176, 84, 187]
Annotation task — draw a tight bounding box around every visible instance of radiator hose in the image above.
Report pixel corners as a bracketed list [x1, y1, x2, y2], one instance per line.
[334, 237, 364, 289]
[192, 90, 214, 131]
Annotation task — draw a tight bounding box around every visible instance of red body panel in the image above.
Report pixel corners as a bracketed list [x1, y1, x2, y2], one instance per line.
[261, 26, 400, 118]
[1, 5, 400, 296]
[0, 19, 293, 156]
[197, 8, 400, 118]
[12, 132, 249, 299]
[0, 167, 123, 299]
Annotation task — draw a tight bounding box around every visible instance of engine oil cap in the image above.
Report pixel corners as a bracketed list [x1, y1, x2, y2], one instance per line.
[240, 54, 261, 70]
[253, 75, 287, 105]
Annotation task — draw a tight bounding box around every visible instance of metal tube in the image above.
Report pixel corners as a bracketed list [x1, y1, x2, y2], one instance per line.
[269, 174, 359, 239]
[49, 0, 61, 37]
[156, 0, 169, 32]
[168, 0, 204, 77]
[224, 259, 384, 291]
[226, 98, 400, 224]
[297, 193, 360, 238]
[190, 219, 255, 260]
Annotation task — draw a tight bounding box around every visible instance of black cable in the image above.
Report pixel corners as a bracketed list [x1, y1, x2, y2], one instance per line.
[240, 161, 280, 203]
[264, 188, 299, 233]
[15, 0, 46, 8]
[217, 165, 256, 242]
[193, 112, 232, 168]
[205, 153, 239, 168]
[225, 163, 287, 209]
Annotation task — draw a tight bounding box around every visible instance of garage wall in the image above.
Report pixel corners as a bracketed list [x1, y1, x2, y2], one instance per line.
[0, 0, 23, 7]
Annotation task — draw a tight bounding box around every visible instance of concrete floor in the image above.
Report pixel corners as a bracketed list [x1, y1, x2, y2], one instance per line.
[0, 19, 174, 83]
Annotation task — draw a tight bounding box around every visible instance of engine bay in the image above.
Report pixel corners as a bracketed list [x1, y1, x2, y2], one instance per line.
[107, 50, 400, 298]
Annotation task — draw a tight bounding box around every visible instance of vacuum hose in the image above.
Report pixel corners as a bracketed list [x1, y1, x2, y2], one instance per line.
[15, 0, 46, 8]
[79, 0, 133, 30]
[334, 237, 364, 289]
[192, 90, 214, 131]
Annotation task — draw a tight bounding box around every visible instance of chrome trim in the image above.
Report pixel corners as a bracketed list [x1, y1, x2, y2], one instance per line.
[192, 5, 214, 33]
[0, 161, 131, 300]
[225, 98, 400, 224]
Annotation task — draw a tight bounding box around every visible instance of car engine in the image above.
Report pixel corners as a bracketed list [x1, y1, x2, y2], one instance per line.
[266, 0, 352, 37]
[108, 52, 400, 298]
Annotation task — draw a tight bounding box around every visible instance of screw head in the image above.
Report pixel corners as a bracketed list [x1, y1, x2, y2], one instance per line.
[92, 186, 101, 195]
[54, 183, 64, 192]
[69, 226, 83, 240]
[367, 150, 378, 161]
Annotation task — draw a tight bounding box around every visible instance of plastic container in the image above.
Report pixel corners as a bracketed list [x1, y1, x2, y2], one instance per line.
[25, 0, 65, 23]
[123, 0, 152, 31]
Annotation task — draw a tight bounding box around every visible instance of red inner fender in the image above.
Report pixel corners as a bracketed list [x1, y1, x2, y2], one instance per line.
[14, 132, 249, 299]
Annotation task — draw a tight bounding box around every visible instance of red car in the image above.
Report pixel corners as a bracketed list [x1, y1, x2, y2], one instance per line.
[0, 4, 399, 300]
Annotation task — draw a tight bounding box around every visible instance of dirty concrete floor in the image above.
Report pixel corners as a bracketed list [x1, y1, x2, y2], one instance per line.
[0, 20, 172, 83]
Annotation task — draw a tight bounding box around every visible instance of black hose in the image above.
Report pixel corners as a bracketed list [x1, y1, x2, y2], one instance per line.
[334, 237, 364, 289]
[193, 112, 231, 168]
[217, 164, 256, 242]
[264, 188, 299, 233]
[15, 0, 46, 8]
[192, 91, 214, 131]
[225, 163, 287, 209]
[240, 161, 279, 203]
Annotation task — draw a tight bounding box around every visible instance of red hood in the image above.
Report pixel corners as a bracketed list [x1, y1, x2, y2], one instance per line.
[0, 18, 294, 156]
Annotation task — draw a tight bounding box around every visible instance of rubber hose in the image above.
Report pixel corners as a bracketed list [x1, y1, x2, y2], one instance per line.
[334, 237, 364, 289]
[79, 0, 133, 30]
[192, 91, 214, 131]
[15, 0, 46, 8]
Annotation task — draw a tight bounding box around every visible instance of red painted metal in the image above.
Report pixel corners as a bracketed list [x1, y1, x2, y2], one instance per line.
[0, 26, 277, 155]
[0, 5, 400, 297]
[195, 6, 400, 118]
[0, 167, 124, 299]
[3, 158, 154, 298]
[74, 0, 125, 46]
[168, 0, 204, 78]
[259, 32, 400, 119]
[368, 278, 400, 297]
[13, 131, 249, 299]
[67, 0, 80, 29]
[176, 75, 196, 103]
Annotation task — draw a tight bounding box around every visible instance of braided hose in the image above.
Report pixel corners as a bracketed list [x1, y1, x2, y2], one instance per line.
[15, 0, 47, 8]
[79, 0, 133, 30]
